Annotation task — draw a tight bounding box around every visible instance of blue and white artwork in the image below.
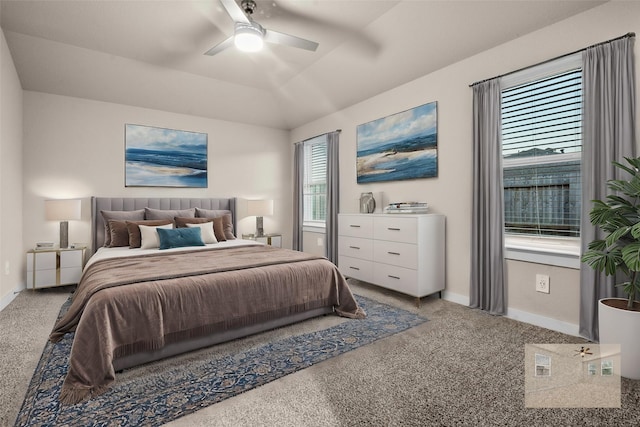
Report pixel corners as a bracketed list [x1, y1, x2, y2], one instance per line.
[125, 124, 208, 188]
[357, 102, 437, 183]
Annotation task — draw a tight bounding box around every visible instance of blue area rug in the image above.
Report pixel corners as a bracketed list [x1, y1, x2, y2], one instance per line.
[15, 295, 426, 426]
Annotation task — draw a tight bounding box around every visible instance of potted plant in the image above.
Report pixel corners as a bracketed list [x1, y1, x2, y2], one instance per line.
[582, 156, 640, 379]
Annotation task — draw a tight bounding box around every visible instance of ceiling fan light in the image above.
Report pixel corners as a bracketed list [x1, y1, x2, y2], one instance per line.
[234, 26, 264, 52]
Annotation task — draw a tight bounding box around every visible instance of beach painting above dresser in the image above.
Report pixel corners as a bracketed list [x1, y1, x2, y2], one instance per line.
[125, 124, 208, 188]
[356, 101, 437, 183]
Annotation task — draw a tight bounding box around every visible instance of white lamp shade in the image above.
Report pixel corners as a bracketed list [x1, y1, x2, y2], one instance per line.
[247, 199, 273, 217]
[45, 199, 82, 221]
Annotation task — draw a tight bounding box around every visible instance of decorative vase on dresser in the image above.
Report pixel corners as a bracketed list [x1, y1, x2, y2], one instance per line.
[338, 213, 445, 304]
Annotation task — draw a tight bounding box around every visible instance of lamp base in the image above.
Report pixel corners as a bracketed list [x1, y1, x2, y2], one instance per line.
[256, 216, 264, 237]
[60, 221, 69, 249]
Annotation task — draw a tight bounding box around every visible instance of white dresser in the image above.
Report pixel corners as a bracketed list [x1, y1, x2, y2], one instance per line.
[338, 213, 445, 300]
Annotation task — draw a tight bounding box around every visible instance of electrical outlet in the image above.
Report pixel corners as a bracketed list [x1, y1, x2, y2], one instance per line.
[536, 274, 550, 293]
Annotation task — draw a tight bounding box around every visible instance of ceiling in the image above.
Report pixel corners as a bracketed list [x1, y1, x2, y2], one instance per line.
[0, 0, 605, 130]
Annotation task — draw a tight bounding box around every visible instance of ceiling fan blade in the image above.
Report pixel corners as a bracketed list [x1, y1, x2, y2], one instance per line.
[220, 0, 250, 24]
[204, 36, 234, 56]
[264, 28, 318, 52]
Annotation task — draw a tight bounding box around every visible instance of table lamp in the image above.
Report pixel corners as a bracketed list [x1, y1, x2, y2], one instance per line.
[45, 199, 81, 248]
[247, 199, 273, 237]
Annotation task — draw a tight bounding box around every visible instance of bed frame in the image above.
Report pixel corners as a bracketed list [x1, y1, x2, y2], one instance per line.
[89, 196, 333, 371]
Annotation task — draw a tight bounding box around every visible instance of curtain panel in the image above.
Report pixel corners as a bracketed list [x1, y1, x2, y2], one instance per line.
[325, 131, 340, 264]
[470, 78, 506, 315]
[579, 36, 636, 341]
[292, 142, 304, 251]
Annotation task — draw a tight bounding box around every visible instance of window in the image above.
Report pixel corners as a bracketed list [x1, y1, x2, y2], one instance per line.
[601, 360, 614, 376]
[535, 353, 551, 377]
[303, 136, 327, 228]
[587, 362, 597, 376]
[501, 54, 583, 267]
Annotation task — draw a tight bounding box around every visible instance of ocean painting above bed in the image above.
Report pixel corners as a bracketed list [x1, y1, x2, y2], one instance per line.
[125, 124, 208, 188]
[356, 101, 438, 183]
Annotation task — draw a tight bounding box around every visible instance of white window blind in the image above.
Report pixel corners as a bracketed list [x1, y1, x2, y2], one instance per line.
[502, 66, 582, 238]
[303, 137, 327, 225]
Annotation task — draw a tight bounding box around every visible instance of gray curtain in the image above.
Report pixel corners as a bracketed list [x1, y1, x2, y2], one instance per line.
[292, 142, 304, 251]
[470, 78, 506, 315]
[325, 131, 340, 263]
[579, 36, 636, 342]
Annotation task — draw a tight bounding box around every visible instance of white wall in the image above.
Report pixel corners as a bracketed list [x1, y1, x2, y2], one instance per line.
[291, 1, 640, 334]
[0, 30, 24, 308]
[22, 91, 292, 269]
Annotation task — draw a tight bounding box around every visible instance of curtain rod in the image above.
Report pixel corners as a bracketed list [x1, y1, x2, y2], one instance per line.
[469, 32, 635, 88]
[297, 129, 342, 144]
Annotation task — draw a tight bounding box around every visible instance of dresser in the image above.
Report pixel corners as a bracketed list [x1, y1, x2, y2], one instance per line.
[26, 247, 86, 289]
[338, 213, 445, 301]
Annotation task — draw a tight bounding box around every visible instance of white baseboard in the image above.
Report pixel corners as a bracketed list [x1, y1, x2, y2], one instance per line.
[441, 291, 580, 337]
[0, 284, 23, 313]
[506, 307, 580, 337]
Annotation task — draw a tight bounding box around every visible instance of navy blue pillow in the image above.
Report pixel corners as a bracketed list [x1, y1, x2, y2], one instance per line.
[157, 227, 205, 250]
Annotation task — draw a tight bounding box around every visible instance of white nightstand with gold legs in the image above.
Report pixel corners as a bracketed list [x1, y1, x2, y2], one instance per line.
[26, 247, 86, 289]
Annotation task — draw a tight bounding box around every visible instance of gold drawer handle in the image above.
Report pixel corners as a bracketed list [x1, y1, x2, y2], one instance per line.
[388, 275, 400, 279]
[387, 251, 400, 255]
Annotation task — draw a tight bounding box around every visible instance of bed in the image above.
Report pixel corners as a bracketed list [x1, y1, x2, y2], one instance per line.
[49, 197, 365, 404]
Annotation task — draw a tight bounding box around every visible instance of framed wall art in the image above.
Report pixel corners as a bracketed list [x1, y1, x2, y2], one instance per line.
[356, 101, 438, 183]
[125, 124, 208, 188]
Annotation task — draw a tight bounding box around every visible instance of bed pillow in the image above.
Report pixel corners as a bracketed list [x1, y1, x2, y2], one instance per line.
[185, 221, 217, 244]
[144, 207, 196, 222]
[157, 227, 205, 250]
[139, 223, 174, 250]
[101, 209, 145, 247]
[194, 208, 236, 240]
[107, 220, 131, 247]
[126, 220, 173, 248]
[174, 217, 212, 228]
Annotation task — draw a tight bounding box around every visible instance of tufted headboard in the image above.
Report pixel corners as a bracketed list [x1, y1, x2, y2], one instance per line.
[91, 197, 236, 254]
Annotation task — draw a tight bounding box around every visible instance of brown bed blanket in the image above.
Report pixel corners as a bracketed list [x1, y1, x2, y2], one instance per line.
[50, 245, 365, 404]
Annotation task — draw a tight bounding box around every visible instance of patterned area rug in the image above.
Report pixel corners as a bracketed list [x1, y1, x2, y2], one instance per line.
[15, 295, 426, 426]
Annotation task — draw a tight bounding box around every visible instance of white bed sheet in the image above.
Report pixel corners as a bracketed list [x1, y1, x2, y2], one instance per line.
[86, 239, 263, 269]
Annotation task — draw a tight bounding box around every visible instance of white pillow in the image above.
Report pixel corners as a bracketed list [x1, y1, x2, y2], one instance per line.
[186, 222, 217, 244]
[139, 223, 174, 249]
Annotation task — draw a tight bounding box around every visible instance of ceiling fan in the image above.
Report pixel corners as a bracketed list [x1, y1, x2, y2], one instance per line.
[204, 0, 319, 56]
[574, 346, 593, 357]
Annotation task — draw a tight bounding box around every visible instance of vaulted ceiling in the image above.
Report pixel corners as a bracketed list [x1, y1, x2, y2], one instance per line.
[0, 0, 604, 129]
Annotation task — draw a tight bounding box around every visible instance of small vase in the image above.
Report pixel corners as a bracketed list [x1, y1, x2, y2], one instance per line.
[359, 192, 376, 214]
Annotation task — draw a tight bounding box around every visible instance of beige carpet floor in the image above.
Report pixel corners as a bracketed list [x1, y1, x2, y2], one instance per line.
[2, 280, 640, 426]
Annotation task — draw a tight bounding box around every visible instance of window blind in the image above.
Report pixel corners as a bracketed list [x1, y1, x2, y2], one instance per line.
[303, 139, 327, 223]
[502, 68, 582, 237]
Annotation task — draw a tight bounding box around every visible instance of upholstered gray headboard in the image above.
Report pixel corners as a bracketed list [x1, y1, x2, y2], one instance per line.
[91, 197, 236, 254]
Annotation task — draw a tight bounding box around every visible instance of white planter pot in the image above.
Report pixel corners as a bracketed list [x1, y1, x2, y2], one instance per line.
[598, 298, 640, 380]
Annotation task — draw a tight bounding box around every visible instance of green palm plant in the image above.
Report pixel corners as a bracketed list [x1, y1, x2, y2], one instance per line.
[581, 157, 640, 310]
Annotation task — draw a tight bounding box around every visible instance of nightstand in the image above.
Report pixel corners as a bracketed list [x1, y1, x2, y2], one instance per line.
[242, 233, 282, 247]
[26, 247, 86, 289]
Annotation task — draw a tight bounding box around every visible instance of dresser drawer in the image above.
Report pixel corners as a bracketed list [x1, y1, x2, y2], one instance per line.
[374, 216, 418, 243]
[339, 236, 373, 260]
[338, 256, 374, 283]
[61, 250, 83, 268]
[339, 215, 374, 238]
[60, 267, 82, 285]
[373, 240, 417, 269]
[31, 251, 56, 271]
[374, 263, 420, 297]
